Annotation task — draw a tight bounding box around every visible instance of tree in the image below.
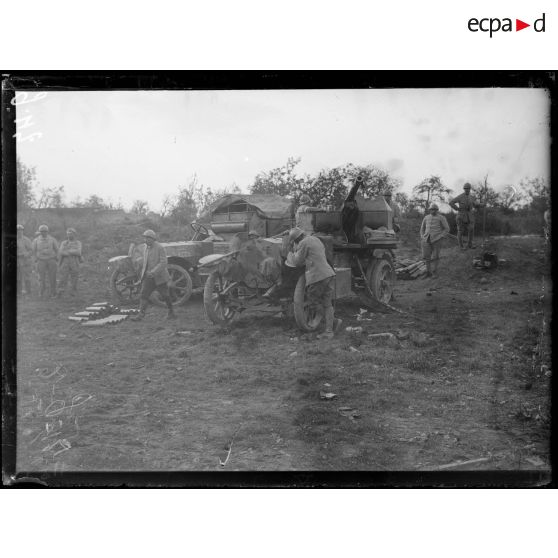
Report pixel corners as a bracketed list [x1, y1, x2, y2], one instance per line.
[496, 185, 526, 213]
[16, 158, 37, 210]
[250, 157, 308, 198]
[394, 192, 412, 216]
[75, 194, 111, 209]
[36, 186, 65, 208]
[169, 176, 200, 225]
[520, 177, 548, 213]
[131, 199, 149, 215]
[412, 175, 452, 211]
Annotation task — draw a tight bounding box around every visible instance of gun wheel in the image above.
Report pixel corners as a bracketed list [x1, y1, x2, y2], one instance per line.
[203, 270, 240, 325]
[366, 258, 395, 304]
[110, 269, 141, 304]
[293, 274, 324, 332]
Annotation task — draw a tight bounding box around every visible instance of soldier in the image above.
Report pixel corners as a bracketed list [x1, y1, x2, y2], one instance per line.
[132, 229, 176, 321]
[420, 203, 449, 278]
[57, 228, 83, 297]
[295, 194, 324, 228]
[32, 224, 59, 298]
[383, 191, 401, 233]
[449, 183, 484, 249]
[17, 224, 33, 295]
[288, 227, 341, 339]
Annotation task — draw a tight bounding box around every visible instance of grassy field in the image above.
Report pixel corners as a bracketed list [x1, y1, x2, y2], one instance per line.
[15, 235, 551, 474]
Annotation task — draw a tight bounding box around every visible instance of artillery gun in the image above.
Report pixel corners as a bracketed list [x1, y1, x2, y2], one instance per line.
[198, 176, 398, 330]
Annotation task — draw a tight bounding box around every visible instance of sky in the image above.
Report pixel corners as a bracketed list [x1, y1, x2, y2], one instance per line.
[16, 88, 550, 211]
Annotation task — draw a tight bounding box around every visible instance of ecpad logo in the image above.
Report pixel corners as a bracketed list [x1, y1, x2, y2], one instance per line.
[468, 13, 546, 37]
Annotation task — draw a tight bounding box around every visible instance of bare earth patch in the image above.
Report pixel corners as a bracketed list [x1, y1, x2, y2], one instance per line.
[16, 236, 551, 474]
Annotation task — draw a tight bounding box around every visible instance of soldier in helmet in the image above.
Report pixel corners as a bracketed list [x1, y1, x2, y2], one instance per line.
[32, 224, 59, 298]
[57, 228, 83, 297]
[449, 182, 484, 249]
[17, 224, 33, 295]
[132, 229, 176, 321]
[420, 203, 449, 278]
[295, 194, 324, 228]
[288, 227, 341, 339]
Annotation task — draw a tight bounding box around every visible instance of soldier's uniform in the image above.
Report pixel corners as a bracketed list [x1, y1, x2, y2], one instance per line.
[32, 227, 59, 298]
[58, 230, 82, 296]
[17, 226, 33, 294]
[290, 228, 339, 338]
[420, 206, 449, 277]
[132, 230, 176, 321]
[449, 185, 482, 249]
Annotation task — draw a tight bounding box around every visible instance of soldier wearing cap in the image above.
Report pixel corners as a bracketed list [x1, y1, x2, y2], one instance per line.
[383, 191, 401, 233]
[57, 228, 83, 297]
[420, 203, 449, 278]
[132, 229, 176, 321]
[449, 183, 484, 249]
[32, 224, 59, 298]
[17, 224, 33, 295]
[288, 227, 341, 339]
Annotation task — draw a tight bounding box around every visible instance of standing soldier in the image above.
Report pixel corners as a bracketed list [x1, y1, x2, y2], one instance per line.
[288, 227, 341, 339]
[420, 204, 449, 278]
[132, 229, 176, 321]
[32, 224, 59, 298]
[295, 194, 324, 228]
[17, 224, 33, 295]
[449, 183, 484, 249]
[57, 228, 83, 297]
[383, 191, 401, 232]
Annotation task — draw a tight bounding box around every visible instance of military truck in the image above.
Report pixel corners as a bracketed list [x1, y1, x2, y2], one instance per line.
[198, 176, 398, 330]
[109, 195, 295, 307]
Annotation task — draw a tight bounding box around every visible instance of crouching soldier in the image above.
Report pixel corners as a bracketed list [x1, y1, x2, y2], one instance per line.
[17, 225, 33, 295]
[32, 224, 59, 298]
[288, 227, 341, 339]
[132, 229, 176, 321]
[57, 228, 82, 296]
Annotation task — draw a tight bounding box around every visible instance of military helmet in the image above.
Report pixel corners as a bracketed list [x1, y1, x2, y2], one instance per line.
[299, 194, 312, 205]
[429, 203, 439, 210]
[38, 224, 49, 232]
[248, 230, 260, 238]
[463, 182, 472, 190]
[67, 227, 77, 234]
[142, 229, 157, 239]
[17, 224, 24, 230]
[288, 227, 305, 243]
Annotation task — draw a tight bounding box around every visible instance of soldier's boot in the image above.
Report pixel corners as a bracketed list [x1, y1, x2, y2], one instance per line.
[457, 232, 465, 250]
[165, 298, 177, 320]
[425, 260, 432, 278]
[131, 299, 149, 321]
[317, 307, 335, 339]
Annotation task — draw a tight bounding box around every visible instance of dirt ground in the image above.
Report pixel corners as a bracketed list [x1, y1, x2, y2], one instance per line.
[15, 235, 551, 474]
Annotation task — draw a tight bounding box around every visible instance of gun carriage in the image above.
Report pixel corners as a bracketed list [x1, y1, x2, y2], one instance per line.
[199, 176, 398, 330]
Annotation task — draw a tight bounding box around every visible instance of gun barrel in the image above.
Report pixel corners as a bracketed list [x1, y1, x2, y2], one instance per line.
[345, 175, 364, 204]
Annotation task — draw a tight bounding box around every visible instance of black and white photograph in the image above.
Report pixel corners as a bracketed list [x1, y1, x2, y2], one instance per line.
[3, 74, 553, 483]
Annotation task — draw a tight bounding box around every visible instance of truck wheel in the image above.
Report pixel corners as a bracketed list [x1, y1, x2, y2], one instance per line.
[203, 270, 239, 325]
[152, 263, 193, 307]
[110, 269, 141, 304]
[366, 258, 395, 304]
[293, 274, 323, 332]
